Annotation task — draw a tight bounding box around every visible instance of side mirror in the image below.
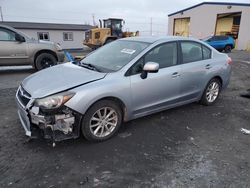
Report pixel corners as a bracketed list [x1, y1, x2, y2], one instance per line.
[15, 33, 25, 42]
[141, 62, 159, 79]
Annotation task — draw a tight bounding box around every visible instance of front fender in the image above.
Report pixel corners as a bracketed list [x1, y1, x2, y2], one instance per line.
[64, 74, 133, 120]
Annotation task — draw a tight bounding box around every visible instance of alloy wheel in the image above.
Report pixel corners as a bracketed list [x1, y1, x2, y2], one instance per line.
[89, 107, 118, 138]
[41, 58, 55, 68]
[206, 82, 220, 103]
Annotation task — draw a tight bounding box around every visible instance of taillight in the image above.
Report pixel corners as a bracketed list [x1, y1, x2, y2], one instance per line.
[227, 57, 233, 65]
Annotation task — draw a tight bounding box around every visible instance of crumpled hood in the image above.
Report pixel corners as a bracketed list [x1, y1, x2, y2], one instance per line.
[22, 63, 107, 98]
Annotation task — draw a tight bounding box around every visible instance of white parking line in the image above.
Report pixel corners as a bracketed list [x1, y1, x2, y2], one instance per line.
[232, 59, 250, 64]
[240, 61, 250, 64]
[0, 66, 32, 70]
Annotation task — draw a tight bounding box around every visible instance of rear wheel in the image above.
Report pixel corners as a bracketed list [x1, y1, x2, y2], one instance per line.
[35, 53, 57, 70]
[224, 45, 232, 53]
[200, 78, 221, 106]
[81, 100, 122, 142]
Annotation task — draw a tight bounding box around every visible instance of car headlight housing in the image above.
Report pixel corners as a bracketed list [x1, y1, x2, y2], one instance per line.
[35, 91, 75, 110]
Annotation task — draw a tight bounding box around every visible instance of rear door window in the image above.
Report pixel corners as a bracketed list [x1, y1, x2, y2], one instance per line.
[181, 42, 203, 63]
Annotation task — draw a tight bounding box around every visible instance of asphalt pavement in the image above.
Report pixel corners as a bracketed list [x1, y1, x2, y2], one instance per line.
[0, 51, 250, 188]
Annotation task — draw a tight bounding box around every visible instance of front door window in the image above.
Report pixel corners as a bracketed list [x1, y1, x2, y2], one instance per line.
[0, 28, 16, 41]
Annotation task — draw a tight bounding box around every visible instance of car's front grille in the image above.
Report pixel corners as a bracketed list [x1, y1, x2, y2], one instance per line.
[17, 87, 31, 107]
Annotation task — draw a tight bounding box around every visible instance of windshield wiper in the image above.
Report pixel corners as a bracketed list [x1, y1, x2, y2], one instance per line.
[80, 62, 100, 72]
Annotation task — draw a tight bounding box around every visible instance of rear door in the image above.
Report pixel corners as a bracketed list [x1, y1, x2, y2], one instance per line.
[179, 41, 212, 101]
[128, 42, 182, 117]
[0, 27, 29, 65]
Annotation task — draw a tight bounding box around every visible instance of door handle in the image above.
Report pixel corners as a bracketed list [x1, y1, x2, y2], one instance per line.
[172, 72, 180, 78]
[206, 64, 212, 69]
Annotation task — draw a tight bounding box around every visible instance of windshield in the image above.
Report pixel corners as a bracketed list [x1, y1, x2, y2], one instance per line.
[12, 29, 32, 40]
[18, 31, 31, 39]
[202, 36, 212, 41]
[112, 20, 122, 30]
[81, 40, 150, 72]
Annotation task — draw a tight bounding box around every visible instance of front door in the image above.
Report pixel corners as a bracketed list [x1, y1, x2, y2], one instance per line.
[0, 27, 29, 65]
[128, 42, 182, 118]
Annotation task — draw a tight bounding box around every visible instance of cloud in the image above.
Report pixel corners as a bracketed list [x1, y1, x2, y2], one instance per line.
[1, 0, 250, 35]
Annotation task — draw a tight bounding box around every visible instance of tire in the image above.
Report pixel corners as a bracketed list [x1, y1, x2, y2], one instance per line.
[35, 53, 57, 70]
[81, 100, 122, 142]
[224, 45, 232, 53]
[104, 39, 114, 45]
[200, 78, 222, 106]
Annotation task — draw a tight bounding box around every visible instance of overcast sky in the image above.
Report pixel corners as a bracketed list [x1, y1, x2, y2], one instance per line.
[1, 0, 250, 35]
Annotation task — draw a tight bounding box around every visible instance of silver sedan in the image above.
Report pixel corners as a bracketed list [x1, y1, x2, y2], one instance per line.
[16, 36, 232, 143]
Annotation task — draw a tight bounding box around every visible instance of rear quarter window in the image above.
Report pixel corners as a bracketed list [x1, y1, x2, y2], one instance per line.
[202, 45, 212, 60]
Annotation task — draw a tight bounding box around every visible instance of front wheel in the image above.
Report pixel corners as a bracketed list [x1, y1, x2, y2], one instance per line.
[81, 100, 122, 142]
[35, 53, 57, 70]
[200, 78, 221, 106]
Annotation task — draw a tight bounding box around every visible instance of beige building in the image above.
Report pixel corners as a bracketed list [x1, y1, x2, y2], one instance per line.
[168, 2, 250, 50]
[2, 21, 92, 50]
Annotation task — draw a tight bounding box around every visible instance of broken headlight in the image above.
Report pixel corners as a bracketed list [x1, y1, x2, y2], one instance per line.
[35, 91, 75, 110]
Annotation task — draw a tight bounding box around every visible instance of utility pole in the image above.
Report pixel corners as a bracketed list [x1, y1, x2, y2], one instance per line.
[150, 17, 152, 36]
[92, 13, 96, 26]
[0, 6, 3, 22]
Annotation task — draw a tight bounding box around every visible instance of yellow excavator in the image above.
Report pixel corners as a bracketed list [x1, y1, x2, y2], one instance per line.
[83, 18, 139, 50]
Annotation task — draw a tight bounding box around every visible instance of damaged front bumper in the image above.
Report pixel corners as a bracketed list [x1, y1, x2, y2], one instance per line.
[16, 87, 82, 142]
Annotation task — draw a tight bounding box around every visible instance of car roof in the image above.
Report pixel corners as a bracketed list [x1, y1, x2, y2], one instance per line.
[121, 36, 200, 44]
[0, 24, 20, 33]
[0, 24, 14, 30]
[214, 35, 228, 37]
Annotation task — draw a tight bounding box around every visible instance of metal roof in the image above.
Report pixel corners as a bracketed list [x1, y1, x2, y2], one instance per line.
[122, 36, 199, 43]
[168, 2, 250, 17]
[103, 18, 123, 21]
[0, 21, 93, 31]
[121, 36, 163, 43]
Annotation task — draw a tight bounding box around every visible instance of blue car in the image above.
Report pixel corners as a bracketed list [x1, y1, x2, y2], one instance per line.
[203, 35, 235, 53]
